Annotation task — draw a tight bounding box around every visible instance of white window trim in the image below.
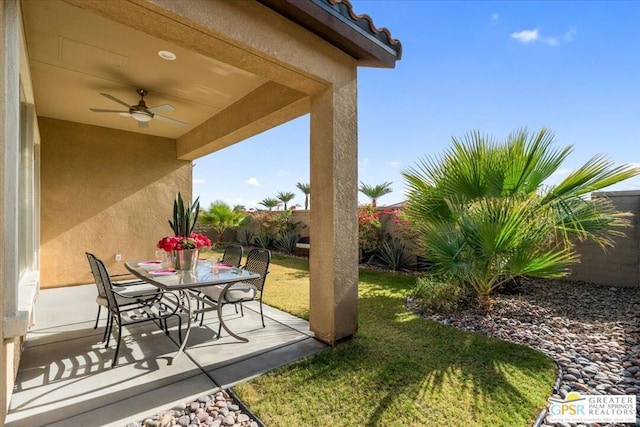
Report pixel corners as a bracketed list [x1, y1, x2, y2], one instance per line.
[3, 0, 39, 339]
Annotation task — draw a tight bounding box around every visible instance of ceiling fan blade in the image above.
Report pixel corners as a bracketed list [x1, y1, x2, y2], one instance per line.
[153, 114, 188, 127]
[100, 93, 132, 108]
[138, 121, 149, 129]
[89, 108, 129, 113]
[147, 104, 175, 114]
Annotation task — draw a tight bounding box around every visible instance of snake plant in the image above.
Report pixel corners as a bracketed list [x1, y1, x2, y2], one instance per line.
[168, 192, 200, 237]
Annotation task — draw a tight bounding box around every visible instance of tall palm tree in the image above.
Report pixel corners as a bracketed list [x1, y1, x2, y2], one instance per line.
[276, 191, 295, 210]
[403, 128, 639, 311]
[296, 182, 311, 210]
[359, 182, 393, 207]
[199, 201, 248, 244]
[259, 197, 280, 211]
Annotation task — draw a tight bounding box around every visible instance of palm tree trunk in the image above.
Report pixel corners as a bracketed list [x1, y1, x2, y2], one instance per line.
[478, 294, 493, 313]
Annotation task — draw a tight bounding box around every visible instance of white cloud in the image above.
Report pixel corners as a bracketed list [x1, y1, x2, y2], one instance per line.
[564, 28, 577, 42]
[193, 178, 206, 184]
[359, 157, 369, 168]
[246, 177, 260, 186]
[511, 29, 539, 43]
[276, 169, 290, 177]
[511, 27, 577, 46]
[390, 161, 400, 168]
[491, 13, 499, 24]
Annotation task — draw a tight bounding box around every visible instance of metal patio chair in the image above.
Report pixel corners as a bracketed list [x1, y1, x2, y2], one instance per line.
[87, 253, 182, 367]
[86, 252, 162, 342]
[219, 244, 244, 267]
[197, 244, 244, 325]
[200, 248, 271, 337]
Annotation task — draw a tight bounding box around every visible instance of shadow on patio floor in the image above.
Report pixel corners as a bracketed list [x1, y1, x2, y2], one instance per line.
[6, 284, 327, 427]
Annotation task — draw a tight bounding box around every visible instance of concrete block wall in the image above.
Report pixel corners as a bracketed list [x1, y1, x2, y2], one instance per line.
[211, 193, 640, 288]
[569, 191, 640, 287]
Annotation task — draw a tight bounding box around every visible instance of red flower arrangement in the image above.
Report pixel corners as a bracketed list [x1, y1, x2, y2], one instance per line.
[157, 233, 212, 252]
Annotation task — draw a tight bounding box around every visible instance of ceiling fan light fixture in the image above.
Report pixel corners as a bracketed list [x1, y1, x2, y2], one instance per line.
[131, 111, 153, 122]
[158, 50, 177, 61]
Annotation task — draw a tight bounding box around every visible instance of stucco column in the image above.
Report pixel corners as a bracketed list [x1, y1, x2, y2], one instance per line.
[309, 76, 358, 345]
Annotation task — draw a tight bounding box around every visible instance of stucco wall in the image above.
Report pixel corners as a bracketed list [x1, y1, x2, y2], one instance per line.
[39, 118, 192, 288]
[292, 210, 310, 236]
[569, 191, 640, 287]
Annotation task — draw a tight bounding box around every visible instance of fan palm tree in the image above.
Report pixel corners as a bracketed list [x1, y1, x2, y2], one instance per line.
[199, 201, 248, 244]
[276, 191, 295, 210]
[296, 182, 311, 210]
[403, 128, 639, 311]
[359, 182, 393, 207]
[259, 197, 280, 211]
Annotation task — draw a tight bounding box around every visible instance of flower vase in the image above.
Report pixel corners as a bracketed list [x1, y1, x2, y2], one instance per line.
[172, 249, 199, 271]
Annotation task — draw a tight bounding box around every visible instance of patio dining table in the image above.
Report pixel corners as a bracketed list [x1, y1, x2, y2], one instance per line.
[125, 260, 260, 355]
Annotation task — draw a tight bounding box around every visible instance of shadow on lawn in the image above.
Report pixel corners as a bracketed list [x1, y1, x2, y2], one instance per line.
[253, 259, 554, 425]
[287, 271, 555, 426]
[358, 294, 552, 426]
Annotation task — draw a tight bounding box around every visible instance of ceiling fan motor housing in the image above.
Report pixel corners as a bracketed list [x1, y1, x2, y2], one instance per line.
[130, 89, 153, 121]
[90, 88, 187, 127]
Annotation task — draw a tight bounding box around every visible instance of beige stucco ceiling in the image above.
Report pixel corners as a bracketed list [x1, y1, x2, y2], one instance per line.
[21, 0, 268, 139]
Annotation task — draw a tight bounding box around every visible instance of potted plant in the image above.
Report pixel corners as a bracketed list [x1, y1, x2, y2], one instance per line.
[157, 192, 211, 271]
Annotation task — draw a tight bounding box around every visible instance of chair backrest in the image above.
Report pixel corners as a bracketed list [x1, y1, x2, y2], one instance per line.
[86, 252, 120, 313]
[86, 252, 107, 299]
[221, 244, 243, 267]
[243, 248, 270, 292]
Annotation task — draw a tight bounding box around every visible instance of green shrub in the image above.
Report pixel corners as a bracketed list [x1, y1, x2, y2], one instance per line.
[244, 210, 306, 250]
[274, 231, 298, 255]
[403, 128, 639, 311]
[237, 228, 254, 246]
[375, 238, 413, 271]
[254, 234, 272, 249]
[411, 275, 469, 314]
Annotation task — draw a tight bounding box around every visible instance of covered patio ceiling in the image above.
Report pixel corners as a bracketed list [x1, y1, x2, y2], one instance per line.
[21, 0, 401, 155]
[22, 0, 269, 141]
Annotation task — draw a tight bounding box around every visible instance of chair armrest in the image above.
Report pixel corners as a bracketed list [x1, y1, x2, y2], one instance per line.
[111, 273, 146, 286]
[112, 289, 161, 301]
[113, 279, 147, 286]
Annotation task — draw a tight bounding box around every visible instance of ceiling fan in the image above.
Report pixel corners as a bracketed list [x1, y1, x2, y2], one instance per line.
[89, 89, 187, 128]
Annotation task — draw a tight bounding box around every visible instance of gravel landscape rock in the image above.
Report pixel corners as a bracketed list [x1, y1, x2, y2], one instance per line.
[130, 390, 260, 427]
[408, 277, 640, 427]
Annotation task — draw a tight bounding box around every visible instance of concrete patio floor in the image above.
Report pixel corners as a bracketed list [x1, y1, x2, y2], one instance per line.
[6, 283, 328, 426]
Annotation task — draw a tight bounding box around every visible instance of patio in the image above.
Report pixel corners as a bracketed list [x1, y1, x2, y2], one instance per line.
[6, 283, 328, 427]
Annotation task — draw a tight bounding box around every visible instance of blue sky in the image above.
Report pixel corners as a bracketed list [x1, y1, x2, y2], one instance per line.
[193, 0, 640, 210]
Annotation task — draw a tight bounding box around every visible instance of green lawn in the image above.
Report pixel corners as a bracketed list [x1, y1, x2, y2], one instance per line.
[231, 253, 556, 426]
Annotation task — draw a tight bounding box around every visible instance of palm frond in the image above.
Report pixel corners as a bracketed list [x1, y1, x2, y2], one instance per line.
[544, 155, 640, 202]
